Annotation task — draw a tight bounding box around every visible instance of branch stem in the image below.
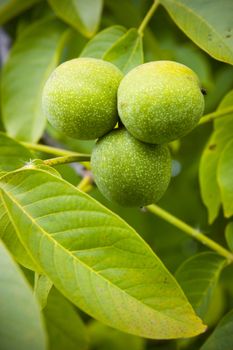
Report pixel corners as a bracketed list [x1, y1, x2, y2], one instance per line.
[198, 106, 233, 125]
[147, 204, 233, 264]
[138, 0, 159, 36]
[77, 176, 93, 192]
[22, 141, 82, 157]
[43, 155, 90, 166]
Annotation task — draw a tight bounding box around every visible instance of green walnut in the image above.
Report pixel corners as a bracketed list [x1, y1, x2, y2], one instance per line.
[91, 128, 171, 207]
[118, 60, 205, 144]
[42, 58, 123, 140]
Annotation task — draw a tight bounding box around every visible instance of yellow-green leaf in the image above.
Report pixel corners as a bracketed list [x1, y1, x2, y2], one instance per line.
[0, 168, 206, 339]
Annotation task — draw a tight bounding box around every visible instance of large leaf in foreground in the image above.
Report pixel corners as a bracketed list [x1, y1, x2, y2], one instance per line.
[201, 309, 233, 350]
[0, 240, 46, 350]
[1, 17, 67, 142]
[175, 252, 226, 320]
[0, 169, 206, 339]
[160, 0, 233, 65]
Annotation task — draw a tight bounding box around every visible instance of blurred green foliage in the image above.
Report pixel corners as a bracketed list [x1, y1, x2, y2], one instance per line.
[0, 0, 233, 349]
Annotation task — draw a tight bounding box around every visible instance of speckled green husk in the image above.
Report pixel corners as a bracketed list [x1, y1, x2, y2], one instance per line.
[118, 60, 205, 144]
[91, 128, 171, 207]
[42, 58, 123, 140]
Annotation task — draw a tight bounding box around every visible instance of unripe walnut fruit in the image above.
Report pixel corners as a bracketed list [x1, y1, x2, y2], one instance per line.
[118, 60, 205, 144]
[42, 58, 123, 140]
[91, 128, 171, 207]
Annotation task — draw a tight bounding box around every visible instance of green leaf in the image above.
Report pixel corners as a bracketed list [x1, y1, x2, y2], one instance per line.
[0, 240, 47, 350]
[175, 252, 226, 320]
[48, 0, 103, 38]
[103, 28, 143, 74]
[201, 309, 233, 350]
[0, 0, 40, 24]
[0, 195, 38, 270]
[44, 288, 89, 350]
[225, 222, 233, 252]
[88, 320, 145, 350]
[1, 17, 67, 142]
[34, 274, 53, 310]
[0, 132, 32, 172]
[0, 133, 37, 270]
[160, 0, 233, 65]
[80, 25, 127, 59]
[199, 89, 233, 224]
[0, 168, 206, 339]
[218, 139, 233, 217]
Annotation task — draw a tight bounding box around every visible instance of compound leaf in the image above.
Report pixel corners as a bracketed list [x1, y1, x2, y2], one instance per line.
[0, 240, 47, 350]
[1, 17, 67, 142]
[103, 28, 143, 74]
[175, 252, 226, 320]
[160, 0, 233, 65]
[48, 0, 103, 38]
[0, 168, 206, 339]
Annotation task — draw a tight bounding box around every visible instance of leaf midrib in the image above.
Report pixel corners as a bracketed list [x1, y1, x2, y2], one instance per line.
[0, 184, 195, 329]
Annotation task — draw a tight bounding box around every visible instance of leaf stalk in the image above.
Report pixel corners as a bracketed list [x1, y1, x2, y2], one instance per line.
[21, 141, 82, 157]
[198, 106, 233, 125]
[77, 175, 93, 192]
[138, 0, 160, 36]
[147, 204, 233, 264]
[43, 155, 90, 166]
